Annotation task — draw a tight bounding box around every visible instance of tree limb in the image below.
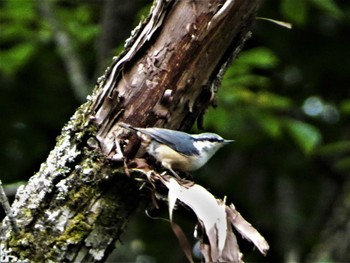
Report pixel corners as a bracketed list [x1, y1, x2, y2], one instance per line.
[0, 0, 261, 261]
[38, 0, 90, 101]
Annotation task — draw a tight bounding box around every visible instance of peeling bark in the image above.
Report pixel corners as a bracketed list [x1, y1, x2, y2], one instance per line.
[0, 0, 261, 262]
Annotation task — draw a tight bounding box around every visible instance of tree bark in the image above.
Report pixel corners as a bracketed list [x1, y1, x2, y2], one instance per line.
[0, 0, 261, 262]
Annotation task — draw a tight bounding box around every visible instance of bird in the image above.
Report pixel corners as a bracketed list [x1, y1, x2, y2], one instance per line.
[119, 123, 233, 178]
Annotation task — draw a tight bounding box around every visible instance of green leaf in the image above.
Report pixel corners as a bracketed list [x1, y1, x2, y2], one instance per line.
[254, 112, 282, 138]
[256, 92, 293, 110]
[0, 0, 35, 21]
[223, 74, 271, 89]
[204, 107, 232, 134]
[340, 99, 350, 115]
[280, 0, 308, 25]
[235, 47, 279, 69]
[0, 43, 36, 75]
[334, 156, 350, 172]
[317, 141, 350, 156]
[217, 86, 255, 104]
[284, 119, 322, 154]
[58, 6, 100, 44]
[310, 0, 344, 19]
[0, 1, 36, 42]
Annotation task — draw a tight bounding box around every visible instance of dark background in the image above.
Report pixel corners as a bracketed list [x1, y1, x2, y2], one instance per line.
[1, 0, 349, 262]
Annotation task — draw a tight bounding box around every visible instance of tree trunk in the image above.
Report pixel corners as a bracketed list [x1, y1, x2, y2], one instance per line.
[0, 0, 261, 262]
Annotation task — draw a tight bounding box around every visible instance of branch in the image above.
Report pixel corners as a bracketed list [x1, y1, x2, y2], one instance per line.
[0, 180, 19, 234]
[96, 0, 142, 76]
[0, 0, 263, 262]
[37, 0, 90, 101]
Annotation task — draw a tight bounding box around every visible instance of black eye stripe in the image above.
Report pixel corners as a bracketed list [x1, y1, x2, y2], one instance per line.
[193, 137, 223, 143]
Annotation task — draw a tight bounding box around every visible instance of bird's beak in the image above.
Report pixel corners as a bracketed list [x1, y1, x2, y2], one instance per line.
[224, 140, 234, 144]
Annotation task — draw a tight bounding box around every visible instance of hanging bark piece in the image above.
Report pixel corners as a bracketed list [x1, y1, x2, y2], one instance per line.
[138, 171, 269, 262]
[0, 0, 262, 262]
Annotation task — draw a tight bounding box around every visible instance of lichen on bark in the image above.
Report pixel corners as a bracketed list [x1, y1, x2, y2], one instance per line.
[0, 0, 261, 261]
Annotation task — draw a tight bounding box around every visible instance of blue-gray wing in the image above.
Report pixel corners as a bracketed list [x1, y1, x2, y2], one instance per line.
[138, 128, 199, 156]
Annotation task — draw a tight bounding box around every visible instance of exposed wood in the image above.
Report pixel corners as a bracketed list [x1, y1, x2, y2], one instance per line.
[0, 0, 261, 262]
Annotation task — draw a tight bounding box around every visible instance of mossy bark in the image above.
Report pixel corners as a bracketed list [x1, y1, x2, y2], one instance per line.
[0, 0, 261, 261]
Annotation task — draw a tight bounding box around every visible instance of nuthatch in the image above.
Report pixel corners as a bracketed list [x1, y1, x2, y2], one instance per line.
[119, 123, 233, 177]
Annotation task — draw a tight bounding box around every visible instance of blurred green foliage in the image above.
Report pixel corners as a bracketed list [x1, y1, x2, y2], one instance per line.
[281, 0, 344, 25]
[206, 45, 324, 154]
[0, 0, 99, 76]
[0, 0, 100, 182]
[0, 1, 36, 75]
[1, 0, 350, 262]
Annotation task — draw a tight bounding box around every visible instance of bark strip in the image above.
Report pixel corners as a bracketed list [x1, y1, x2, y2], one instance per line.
[0, 0, 261, 261]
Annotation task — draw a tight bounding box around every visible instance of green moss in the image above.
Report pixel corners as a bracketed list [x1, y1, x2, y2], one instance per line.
[57, 213, 92, 244]
[66, 183, 95, 211]
[43, 213, 93, 260]
[7, 229, 36, 260]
